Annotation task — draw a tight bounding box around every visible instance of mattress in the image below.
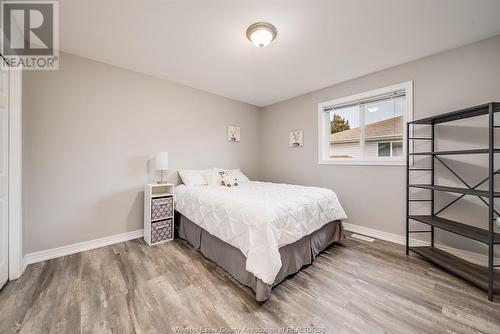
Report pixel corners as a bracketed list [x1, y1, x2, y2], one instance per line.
[175, 181, 347, 284]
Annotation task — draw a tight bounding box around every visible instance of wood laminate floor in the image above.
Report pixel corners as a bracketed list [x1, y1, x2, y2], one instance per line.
[1, 234, 500, 334]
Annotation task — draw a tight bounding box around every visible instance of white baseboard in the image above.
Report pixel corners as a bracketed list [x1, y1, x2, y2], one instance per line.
[343, 222, 497, 267]
[21, 223, 496, 269]
[24, 229, 144, 265]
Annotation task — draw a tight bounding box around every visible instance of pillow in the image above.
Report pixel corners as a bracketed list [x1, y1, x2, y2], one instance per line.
[221, 170, 238, 187]
[231, 168, 250, 183]
[206, 168, 231, 186]
[208, 168, 243, 187]
[178, 169, 209, 186]
[203, 169, 222, 186]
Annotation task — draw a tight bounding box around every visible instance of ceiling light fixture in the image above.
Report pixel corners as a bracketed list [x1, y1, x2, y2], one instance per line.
[246, 22, 277, 48]
[367, 107, 379, 113]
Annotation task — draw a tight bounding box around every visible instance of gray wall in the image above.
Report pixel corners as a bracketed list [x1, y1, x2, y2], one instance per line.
[23, 52, 261, 254]
[23, 36, 500, 257]
[260, 35, 500, 255]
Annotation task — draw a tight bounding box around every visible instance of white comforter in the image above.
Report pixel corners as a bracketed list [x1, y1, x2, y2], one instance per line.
[175, 181, 347, 284]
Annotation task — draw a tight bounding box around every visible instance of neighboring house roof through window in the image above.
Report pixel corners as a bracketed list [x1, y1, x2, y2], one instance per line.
[330, 115, 403, 143]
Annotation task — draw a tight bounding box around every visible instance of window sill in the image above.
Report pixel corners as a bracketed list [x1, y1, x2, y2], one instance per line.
[318, 159, 406, 166]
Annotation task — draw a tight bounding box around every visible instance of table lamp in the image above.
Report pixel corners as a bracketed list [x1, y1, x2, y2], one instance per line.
[155, 152, 168, 184]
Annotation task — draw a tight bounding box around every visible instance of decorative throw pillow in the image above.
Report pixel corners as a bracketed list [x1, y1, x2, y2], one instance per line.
[211, 168, 227, 186]
[231, 168, 250, 183]
[213, 168, 250, 183]
[220, 170, 238, 187]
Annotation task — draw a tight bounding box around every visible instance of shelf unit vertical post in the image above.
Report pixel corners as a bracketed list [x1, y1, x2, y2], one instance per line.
[406, 121, 410, 255]
[488, 102, 495, 301]
[431, 124, 435, 247]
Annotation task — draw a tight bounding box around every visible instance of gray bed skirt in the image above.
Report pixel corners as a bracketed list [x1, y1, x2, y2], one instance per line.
[176, 212, 345, 301]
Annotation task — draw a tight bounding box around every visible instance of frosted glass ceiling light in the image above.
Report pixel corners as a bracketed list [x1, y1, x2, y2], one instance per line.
[246, 22, 277, 48]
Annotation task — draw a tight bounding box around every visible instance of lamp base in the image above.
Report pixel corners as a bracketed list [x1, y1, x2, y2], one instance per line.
[157, 170, 167, 184]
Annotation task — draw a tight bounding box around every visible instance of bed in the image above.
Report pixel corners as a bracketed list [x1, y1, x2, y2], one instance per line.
[174, 180, 347, 301]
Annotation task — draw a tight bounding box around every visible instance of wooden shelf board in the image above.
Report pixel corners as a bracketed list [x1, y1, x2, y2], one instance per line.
[409, 184, 500, 197]
[409, 215, 500, 244]
[409, 246, 500, 293]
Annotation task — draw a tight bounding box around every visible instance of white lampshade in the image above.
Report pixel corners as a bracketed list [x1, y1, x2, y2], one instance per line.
[154, 152, 169, 171]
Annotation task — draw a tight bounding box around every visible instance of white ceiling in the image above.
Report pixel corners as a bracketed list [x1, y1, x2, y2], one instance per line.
[58, 0, 500, 107]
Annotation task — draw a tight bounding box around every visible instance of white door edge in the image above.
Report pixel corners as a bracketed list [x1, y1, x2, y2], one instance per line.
[8, 67, 22, 281]
[0, 63, 9, 288]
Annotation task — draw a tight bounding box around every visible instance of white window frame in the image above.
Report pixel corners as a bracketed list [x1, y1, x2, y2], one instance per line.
[318, 81, 413, 166]
[377, 141, 403, 158]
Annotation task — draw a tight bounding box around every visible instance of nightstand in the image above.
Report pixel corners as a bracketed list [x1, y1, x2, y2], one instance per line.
[144, 183, 175, 245]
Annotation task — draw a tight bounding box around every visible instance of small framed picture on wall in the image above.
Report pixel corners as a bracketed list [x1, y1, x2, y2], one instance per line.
[289, 129, 304, 147]
[227, 125, 241, 142]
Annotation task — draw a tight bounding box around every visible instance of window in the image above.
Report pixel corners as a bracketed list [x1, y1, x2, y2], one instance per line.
[377, 141, 403, 157]
[318, 81, 412, 165]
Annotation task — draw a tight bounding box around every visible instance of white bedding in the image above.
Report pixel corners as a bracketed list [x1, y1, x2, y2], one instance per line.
[174, 181, 347, 284]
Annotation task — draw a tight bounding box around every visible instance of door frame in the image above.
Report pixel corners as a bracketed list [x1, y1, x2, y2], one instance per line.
[7, 66, 23, 280]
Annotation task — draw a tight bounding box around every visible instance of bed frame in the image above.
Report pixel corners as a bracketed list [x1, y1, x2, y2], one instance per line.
[175, 211, 345, 301]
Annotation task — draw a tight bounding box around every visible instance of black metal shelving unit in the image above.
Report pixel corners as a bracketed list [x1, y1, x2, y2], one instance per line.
[406, 102, 500, 301]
